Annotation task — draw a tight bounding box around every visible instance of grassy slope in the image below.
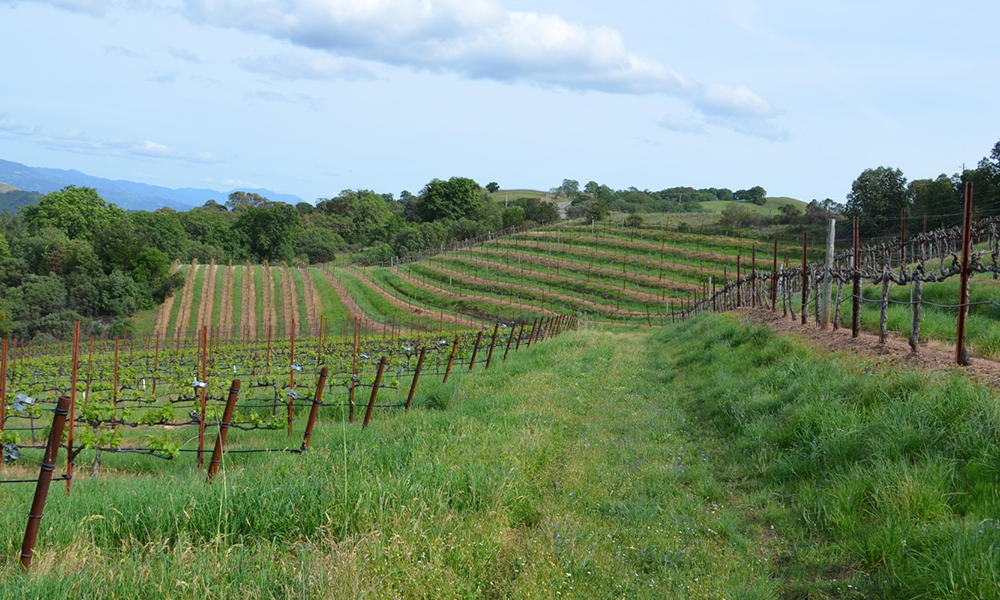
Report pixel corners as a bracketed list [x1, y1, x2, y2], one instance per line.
[486, 189, 547, 203]
[211, 263, 225, 326]
[231, 265, 243, 336]
[185, 264, 206, 336]
[290, 267, 309, 336]
[700, 196, 807, 214]
[309, 267, 350, 337]
[271, 266, 284, 338]
[2, 316, 998, 596]
[253, 265, 264, 337]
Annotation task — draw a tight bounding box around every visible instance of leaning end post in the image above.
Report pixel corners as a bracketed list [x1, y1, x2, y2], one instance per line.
[20, 395, 71, 571]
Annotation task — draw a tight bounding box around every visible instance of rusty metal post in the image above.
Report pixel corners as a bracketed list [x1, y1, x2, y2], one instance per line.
[515, 323, 527, 351]
[300, 368, 329, 451]
[801, 232, 808, 325]
[65, 322, 80, 494]
[534, 317, 547, 344]
[852, 217, 861, 338]
[405, 348, 426, 413]
[485, 323, 499, 369]
[20, 394, 71, 571]
[362, 357, 388, 429]
[957, 182, 974, 366]
[468, 331, 484, 372]
[525, 319, 538, 348]
[207, 380, 242, 480]
[503, 323, 515, 361]
[443, 335, 459, 383]
[771, 239, 778, 311]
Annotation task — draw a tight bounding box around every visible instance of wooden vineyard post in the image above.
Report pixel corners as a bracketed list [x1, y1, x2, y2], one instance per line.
[207, 380, 242, 481]
[820, 219, 835, 330]
[197, 326, 208, 470]
[957, 182, 974, 366]
[736, 254, 742, 307]
[852, 218, 861, 338]
[300, 368, 329, 451]
[65, 322, 80, 494]
[443, 336, 459, 383]
[503, 322, 515, 361]
[468, 331, 484, 372]
[362, 357, 388, 429]
[405, 348, 426, 413]
[751, 247, 757, 309]
[526, 319, 538, 348]
[20, 394, 71, 571]
[485, 323, 499, 369]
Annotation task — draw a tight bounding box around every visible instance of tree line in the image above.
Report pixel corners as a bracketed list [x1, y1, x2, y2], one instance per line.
[843, 138, 1000, 235]
[0, 177, 563, 339]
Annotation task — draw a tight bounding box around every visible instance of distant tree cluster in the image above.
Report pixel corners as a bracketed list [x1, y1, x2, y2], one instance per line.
[553, 178, 767, 216]
[844, 138, 1000, 234]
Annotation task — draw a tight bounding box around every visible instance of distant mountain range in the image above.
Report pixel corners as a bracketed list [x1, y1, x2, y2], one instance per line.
[0, 158, 304, 212]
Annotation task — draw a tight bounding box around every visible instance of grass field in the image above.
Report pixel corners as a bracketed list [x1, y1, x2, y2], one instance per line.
[5, 315, 998, 596]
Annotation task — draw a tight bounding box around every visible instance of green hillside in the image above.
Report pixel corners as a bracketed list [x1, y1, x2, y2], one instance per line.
[700, 196, 808, 214]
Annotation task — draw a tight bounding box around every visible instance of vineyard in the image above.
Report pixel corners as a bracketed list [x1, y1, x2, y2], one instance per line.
[7, 195, 1000, 595]
[1, 313, 575, 572]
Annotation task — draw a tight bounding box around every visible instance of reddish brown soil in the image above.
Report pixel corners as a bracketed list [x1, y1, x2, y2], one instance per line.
[737, 308, 1000, 386]
[174, 265, 199, 338]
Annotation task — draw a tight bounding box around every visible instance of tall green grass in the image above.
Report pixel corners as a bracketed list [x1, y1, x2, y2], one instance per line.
[660, 314, 1000, 597]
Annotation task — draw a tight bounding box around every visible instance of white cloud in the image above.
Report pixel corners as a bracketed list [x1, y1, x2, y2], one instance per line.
[168, 46, 205, 64]
[183, 0, 784, 136]
[37, 129, 218, 163]
[658, 114, 706, 135]
[235, 52, 374, 81]
[0, 114, 40, 137]
[8, 0, 106, 15]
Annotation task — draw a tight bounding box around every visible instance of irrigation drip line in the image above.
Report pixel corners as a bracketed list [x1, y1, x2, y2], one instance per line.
[0, 476, 71, 485]
[176, 447, 300, 454]
[855, 296, 1000, 309]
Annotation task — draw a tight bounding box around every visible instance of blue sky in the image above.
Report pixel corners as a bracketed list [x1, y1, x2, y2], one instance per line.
[1, 0, 997, 204]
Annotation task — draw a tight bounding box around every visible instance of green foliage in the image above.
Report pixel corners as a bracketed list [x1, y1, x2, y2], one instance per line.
[845, 166, 909, 233]
[23, 185, 126, 241]
[734, 185, 767, 205]
[233, 202, 302, 262]
[415, 177, 482, 222]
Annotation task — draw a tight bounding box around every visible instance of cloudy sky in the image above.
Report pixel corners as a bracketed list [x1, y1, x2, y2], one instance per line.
[1, 0, 998, 204]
